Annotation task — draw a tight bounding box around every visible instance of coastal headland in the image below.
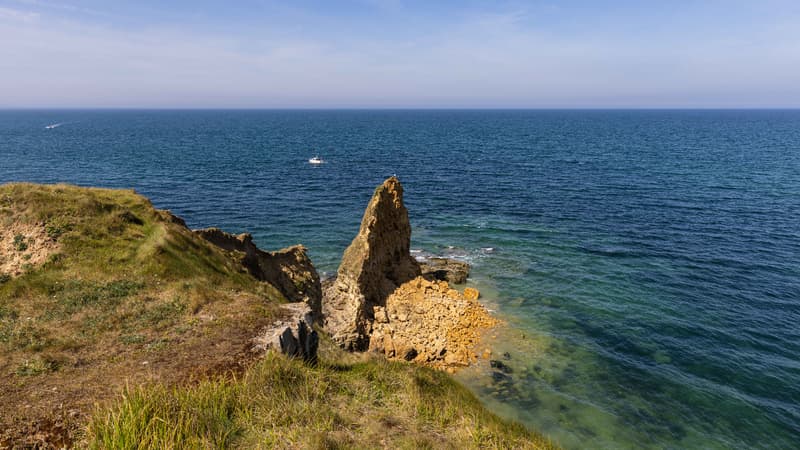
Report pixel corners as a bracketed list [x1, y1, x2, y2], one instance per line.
[0, 178, 553, 448]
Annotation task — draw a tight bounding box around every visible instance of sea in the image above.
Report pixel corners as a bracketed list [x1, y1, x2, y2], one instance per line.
[1, 110, 798, 449]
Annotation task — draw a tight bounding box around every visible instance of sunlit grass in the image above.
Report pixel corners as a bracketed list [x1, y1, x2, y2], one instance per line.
[0, 183, 274, 357]
[88, 350, 555, 449]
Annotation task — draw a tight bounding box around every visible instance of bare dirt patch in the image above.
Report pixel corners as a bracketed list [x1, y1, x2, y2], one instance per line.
[0, 222, 60, 278]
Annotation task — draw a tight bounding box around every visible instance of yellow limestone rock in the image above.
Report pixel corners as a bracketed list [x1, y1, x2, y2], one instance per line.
[322, 177, 421, 350]
[368, 276, 498, 370]
[463, 287, 480, 301]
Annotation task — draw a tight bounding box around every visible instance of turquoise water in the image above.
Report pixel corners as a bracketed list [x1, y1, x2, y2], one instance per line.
[2, 110, 799, 449]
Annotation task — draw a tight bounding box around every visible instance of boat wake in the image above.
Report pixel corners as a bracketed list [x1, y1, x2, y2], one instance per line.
[45, 123, 64, 129]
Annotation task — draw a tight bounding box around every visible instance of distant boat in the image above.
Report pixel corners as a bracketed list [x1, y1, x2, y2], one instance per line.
[45, 123, 64, 129]
[308, 156, 324, 164]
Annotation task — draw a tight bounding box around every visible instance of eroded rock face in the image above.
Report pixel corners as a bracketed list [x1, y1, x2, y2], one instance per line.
[323, 177, 421, 350]
[252, 302, 318, 364]
[419, 257, 470, 284]
[194, 228, 322, 319]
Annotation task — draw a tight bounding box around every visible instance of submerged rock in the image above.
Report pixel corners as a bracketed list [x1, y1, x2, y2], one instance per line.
[491, 371, 512, 384]
[322, 177, 421, 350]
[194, 227, 322, 320]
[490, 359, 513, 374]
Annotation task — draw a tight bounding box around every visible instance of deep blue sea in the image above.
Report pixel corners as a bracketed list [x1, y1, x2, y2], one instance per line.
[2, 110, 799, 449]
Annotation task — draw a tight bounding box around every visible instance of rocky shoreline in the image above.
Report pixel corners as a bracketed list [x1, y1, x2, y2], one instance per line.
[0, 181, 544, 449]
[198, 176, 499, 371]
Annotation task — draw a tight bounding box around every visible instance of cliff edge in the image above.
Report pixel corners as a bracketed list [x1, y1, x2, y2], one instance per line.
[193, 227, 321, 319]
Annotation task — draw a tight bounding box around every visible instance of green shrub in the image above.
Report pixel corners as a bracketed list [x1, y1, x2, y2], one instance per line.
[45, 217, 73, 239]
[13, 234, 28, 251]
[16, 356, 60, 376]
[119, 334, 146, 345]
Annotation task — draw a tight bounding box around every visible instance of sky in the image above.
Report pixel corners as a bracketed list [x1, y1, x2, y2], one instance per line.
[1, 0, 799, 108]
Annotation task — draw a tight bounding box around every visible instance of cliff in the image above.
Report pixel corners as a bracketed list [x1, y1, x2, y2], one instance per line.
[193, 227, 321, 318]
[0, 182, 552, 449]
[0, 183, 318, 446]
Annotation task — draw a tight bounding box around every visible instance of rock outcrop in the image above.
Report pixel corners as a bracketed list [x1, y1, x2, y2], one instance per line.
[420, 257, 470, 284]
[369, 277, 498, 370]
[194, 228, 322, 319]
[323, 177, 421, 350]
[252, 302, 319, 364]
[322, 177, 498, 370]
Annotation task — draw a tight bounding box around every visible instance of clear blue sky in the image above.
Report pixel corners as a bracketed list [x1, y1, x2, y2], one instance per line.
[1, 0, 798, 108]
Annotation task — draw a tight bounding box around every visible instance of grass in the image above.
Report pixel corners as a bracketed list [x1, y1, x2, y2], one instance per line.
[45, 216, 73, 239]
[0, 182, 272, 355]
[87, 349, 554, 450]
[16, 355, 62, 376]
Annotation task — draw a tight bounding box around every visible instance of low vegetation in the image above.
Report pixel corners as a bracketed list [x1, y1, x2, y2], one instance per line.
[88, 344, 553, 449]
[0, 183, 553, 449]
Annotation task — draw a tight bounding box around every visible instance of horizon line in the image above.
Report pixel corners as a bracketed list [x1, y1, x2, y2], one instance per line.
[2, 107, 800, 111]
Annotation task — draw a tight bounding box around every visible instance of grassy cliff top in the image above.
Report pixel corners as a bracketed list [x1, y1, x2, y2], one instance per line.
[0, 183, 554, 449]
[0, 182, 284, 445]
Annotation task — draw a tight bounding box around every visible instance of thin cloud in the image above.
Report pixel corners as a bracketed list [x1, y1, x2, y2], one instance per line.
[0, 6, 39, 22]
[7, 0, 112, 17]
[0, 2, 798, 107]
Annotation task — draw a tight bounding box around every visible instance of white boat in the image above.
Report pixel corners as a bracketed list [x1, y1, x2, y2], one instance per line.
[45, 123, 63, 129]
[308, 156, 323, 164]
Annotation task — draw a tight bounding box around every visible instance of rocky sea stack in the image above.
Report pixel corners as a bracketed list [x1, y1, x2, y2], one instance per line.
[323, 177, 421, 350]
[323, 177, 497, 368]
